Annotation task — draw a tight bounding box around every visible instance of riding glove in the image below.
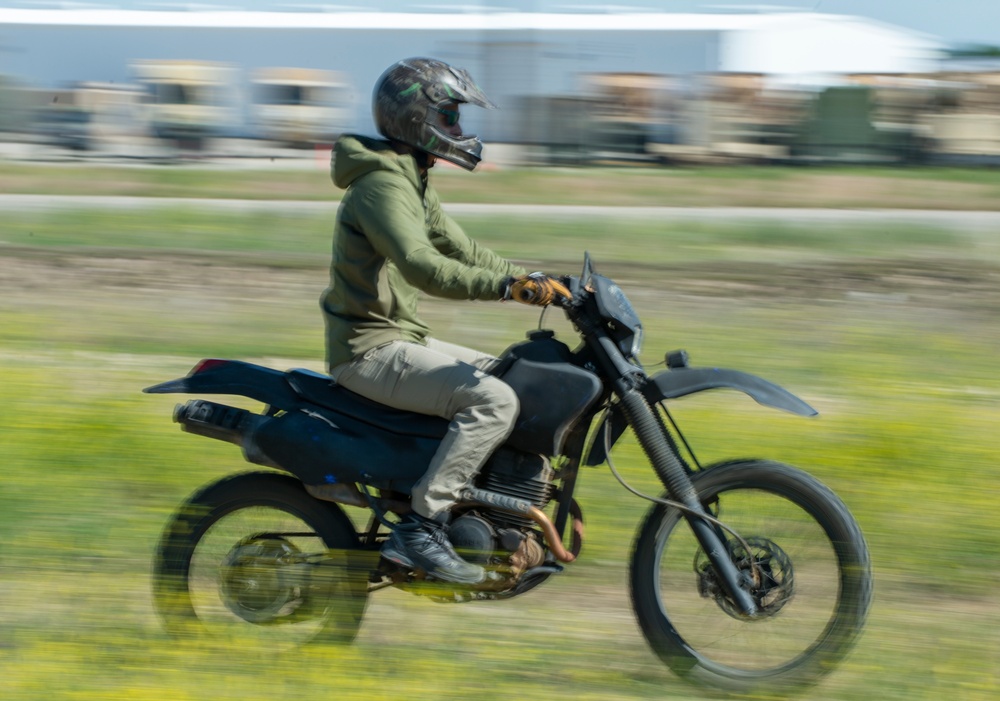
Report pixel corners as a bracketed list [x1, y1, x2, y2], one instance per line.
[501, 272, 570, 306]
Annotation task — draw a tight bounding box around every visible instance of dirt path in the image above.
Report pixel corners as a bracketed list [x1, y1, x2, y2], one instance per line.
[3, 247, 998, 316]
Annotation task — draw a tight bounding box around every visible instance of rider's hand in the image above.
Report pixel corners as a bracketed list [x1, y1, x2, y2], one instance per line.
[502, 272, 570, 306]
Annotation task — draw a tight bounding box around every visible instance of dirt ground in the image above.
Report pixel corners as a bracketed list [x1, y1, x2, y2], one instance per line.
[4, 248, 998, 317]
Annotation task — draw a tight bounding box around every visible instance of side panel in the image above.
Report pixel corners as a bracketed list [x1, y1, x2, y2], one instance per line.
[246, 408, 437, 492]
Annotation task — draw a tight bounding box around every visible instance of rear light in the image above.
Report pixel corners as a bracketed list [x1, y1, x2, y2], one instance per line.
[190, 358, 230, 375]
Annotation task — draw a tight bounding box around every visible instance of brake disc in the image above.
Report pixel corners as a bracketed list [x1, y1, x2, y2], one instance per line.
[696, 536, 795, 621]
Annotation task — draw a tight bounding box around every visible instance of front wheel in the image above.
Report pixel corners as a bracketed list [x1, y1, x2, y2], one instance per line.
[153, 471, 371, 648]
[630, 460, 872, 693]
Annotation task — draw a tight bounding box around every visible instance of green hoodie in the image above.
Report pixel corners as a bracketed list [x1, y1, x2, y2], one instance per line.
[321, 134, 526, 369]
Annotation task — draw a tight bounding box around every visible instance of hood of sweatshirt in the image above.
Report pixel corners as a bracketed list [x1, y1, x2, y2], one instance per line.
[331, 134, 422, 191]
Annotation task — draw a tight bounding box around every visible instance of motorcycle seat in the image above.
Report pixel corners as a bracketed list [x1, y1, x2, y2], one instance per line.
[285, 368, 449, 439]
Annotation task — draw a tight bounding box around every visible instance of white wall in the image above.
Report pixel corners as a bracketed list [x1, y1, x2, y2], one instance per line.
[721, 14, 943, 80]
[0, 10, 946, 139]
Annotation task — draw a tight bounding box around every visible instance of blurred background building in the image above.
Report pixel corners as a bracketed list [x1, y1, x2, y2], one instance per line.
[2, 5, 999, 164]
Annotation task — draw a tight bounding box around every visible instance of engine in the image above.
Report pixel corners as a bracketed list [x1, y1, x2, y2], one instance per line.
[449, 448, 554, 572]
[480, 448, 554, 526]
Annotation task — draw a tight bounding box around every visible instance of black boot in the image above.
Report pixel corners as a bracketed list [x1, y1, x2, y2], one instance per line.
[381, 515, 485, 585]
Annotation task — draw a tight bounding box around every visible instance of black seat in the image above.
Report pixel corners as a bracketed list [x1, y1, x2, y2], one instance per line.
[285, 369, 449, 439]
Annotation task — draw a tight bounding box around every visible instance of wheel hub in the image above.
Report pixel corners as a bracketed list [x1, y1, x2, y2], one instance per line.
[219, 536, 302, 624]
[696, 536, 795, 621]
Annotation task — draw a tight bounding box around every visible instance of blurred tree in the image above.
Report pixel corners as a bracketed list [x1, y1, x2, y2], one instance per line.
[949, 44, 1000, 57]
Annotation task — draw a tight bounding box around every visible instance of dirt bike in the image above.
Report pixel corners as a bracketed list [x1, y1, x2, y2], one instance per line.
[145, 253, 871, 694]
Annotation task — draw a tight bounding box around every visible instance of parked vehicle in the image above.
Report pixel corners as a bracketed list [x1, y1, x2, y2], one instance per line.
[250, 67, 351, 146]
[132, 59, 235, 148]
[146, 253, 871, 693]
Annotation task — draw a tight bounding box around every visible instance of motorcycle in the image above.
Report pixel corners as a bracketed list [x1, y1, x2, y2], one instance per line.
[145, 253, 871, 693]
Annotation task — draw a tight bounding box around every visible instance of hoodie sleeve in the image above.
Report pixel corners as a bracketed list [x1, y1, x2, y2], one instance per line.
[424, 188, 526, 280]
[431, 213, 526, 279]
[353, 172, 517, 300]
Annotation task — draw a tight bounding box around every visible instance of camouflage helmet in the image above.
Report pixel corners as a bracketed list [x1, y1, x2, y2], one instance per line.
[373, 57, 497, 171]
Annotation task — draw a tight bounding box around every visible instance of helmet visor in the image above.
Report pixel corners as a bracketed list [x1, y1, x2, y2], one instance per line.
[425, 64, 498, 112]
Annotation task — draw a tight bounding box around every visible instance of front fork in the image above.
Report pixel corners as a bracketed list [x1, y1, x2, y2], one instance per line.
[616, 382, 758, 617]
[572, 314, 757, 616]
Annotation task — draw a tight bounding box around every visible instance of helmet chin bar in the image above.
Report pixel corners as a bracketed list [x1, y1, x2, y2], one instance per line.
[423, 122, 484, 171]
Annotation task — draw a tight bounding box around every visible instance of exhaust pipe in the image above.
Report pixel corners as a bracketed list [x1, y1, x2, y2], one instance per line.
[173, 399, 284, 471]
[461, 487, 583, 563]
[173, 399, 264, 445]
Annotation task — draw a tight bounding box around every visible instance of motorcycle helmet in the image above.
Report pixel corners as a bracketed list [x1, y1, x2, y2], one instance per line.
[373, 57, 497, 171]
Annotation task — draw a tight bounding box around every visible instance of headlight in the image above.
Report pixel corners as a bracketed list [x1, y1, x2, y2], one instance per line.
[593, 275, 643, 360]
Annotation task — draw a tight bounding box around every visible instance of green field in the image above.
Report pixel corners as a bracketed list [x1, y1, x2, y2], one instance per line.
[1, 164, 998, 700]
[7, 159, 1000, 209]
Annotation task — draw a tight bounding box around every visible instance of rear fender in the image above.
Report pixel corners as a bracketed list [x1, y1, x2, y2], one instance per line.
[143, 359, 300, 409]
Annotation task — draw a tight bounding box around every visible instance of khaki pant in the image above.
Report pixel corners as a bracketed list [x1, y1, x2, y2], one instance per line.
[330, 339, 519, 520]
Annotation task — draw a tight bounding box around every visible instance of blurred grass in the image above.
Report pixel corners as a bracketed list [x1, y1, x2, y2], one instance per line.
[2, 206, 993, 264]
[1, 179, 999, 700]
[6, 160, 1000, 209]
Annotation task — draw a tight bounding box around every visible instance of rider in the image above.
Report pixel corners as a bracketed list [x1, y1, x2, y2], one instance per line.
[321, 57, 568, 584]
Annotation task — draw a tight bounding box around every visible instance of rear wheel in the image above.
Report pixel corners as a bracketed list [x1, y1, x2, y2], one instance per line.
[153, 471, 370, 648]
[630, 460, 872, 693]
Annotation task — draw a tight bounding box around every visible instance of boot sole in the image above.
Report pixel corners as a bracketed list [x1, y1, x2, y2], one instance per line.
[380, 545, 415, 569]
[381, 546, 485, 585]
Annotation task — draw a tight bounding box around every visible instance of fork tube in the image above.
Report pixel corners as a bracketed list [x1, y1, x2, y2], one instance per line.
[575, 320, 757, 615]
[616, 383, 758, 617]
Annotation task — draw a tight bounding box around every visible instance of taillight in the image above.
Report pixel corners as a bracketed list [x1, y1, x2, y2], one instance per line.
[190, 358, 229, 375]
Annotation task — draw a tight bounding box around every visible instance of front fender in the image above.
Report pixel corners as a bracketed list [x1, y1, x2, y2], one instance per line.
[584, 366, 816, 467]
[644, 366, 818, 417]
